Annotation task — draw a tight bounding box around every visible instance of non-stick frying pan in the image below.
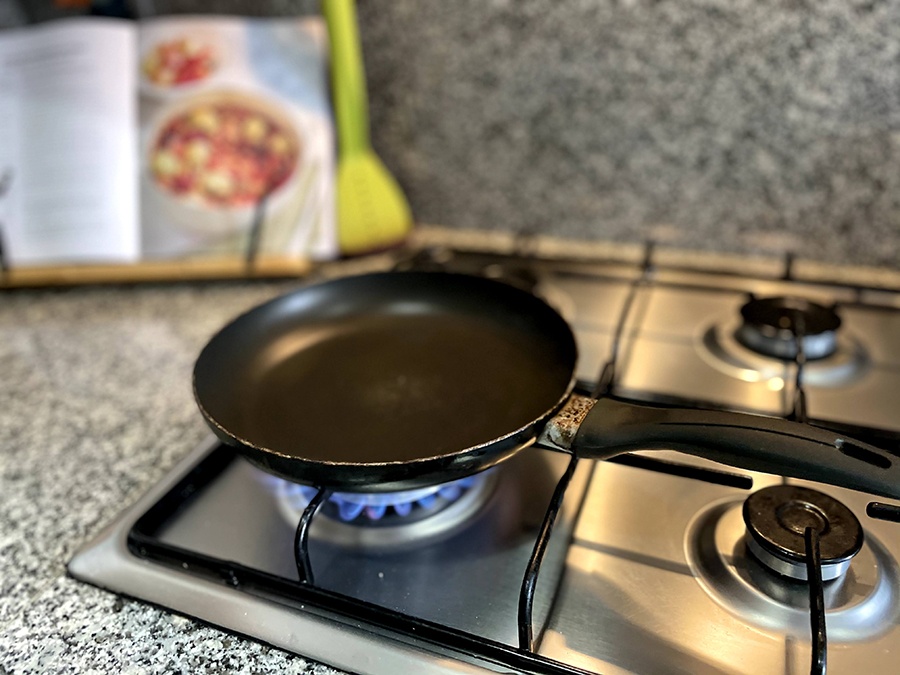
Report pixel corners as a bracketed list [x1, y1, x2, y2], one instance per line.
[194, 271, 900, 498]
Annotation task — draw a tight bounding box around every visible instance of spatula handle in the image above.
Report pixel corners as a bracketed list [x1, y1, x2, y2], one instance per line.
[323, 0, 370, 155]
[572, 398, 900, 499]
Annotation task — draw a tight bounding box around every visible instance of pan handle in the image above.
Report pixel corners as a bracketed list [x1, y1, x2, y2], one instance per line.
[567, 397, 900, 499]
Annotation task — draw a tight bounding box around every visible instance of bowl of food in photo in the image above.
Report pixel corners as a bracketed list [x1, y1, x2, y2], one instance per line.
[139, 31, 222, 99]
[145, 89, 306, 242]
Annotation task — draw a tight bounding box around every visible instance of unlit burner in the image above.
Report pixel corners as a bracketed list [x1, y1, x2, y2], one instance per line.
[736, 296, 841, 361]
[743, 485, 863, 581]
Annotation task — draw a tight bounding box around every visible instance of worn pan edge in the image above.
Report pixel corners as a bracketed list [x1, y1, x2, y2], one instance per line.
[191, 270, 579, 489]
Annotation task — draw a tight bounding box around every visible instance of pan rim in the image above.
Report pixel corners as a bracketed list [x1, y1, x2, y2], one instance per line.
[192, 374, 578, 469]
[192, 270, 579, 470]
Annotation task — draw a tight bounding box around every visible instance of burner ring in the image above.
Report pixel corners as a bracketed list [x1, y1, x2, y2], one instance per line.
[272, 469, 500, 549]
[737, 296, 842, 361]
[743, 485, 864, 581]
[735, 324, 837, 361]
[696, 316, 869, 388]
[741, 296, 842, 336]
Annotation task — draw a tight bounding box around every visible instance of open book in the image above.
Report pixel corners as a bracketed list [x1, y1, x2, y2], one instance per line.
[0, 16, 335, 282]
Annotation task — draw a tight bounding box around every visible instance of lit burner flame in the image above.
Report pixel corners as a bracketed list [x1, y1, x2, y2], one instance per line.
[274, 474, 484, 523]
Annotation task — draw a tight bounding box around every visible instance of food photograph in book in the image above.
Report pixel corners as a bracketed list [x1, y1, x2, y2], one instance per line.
[138, 16, 336, 261]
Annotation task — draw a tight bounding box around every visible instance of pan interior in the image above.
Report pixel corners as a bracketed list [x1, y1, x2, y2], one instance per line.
[197, 275, 576, 466]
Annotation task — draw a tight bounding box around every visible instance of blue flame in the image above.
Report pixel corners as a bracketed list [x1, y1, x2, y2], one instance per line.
[274, 472, 489, 523]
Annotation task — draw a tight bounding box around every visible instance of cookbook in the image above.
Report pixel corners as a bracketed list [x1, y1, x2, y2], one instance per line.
[0, 15, 336, 280]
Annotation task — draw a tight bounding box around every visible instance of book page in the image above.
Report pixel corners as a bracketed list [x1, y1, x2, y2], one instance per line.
[0, 19, 138, 266]
[137, 17, 335, 261]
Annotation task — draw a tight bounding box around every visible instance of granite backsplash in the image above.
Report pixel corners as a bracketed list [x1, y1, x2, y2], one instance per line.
[6, 0, 900, 267]
[358, 0, 900, 269]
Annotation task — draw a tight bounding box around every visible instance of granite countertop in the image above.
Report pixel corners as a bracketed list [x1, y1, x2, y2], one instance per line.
[0, 279, 348, 675]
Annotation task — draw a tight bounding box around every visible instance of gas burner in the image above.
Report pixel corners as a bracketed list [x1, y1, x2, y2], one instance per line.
[743, 485, 863, 581]
[685, 496, 898, 640]
[394, 247, 543, 293]
[272, 469, 499, 548]
[284, 474, 484, 524]
[736, 296, 841, 361]
[393, 246, 461, 273]
[697, 301, 868, 388]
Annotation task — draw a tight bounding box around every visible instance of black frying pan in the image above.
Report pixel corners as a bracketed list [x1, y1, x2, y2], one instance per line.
[194, 271, 900, 498]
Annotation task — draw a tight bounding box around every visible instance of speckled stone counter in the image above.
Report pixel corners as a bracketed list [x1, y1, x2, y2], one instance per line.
[0, 280, 345, 674]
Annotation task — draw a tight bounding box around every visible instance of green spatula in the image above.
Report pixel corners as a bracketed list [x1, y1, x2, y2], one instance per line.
[323, 0, 413, 256]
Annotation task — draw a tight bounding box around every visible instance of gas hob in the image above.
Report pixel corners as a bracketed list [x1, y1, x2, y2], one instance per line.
[70, 246, 900, 674]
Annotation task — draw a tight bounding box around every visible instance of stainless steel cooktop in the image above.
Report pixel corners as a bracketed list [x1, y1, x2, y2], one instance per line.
[70, 246, 900, 674]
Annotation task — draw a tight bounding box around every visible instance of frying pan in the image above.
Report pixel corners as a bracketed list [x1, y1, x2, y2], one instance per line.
[194, 271, 900, 499]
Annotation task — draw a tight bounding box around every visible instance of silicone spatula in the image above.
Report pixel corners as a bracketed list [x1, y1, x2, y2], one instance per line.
[323, 0, 413, 256]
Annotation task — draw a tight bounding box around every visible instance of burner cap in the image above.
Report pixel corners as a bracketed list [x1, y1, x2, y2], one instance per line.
[743, 485, 863, 581]
[736, 296, 841, 360]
